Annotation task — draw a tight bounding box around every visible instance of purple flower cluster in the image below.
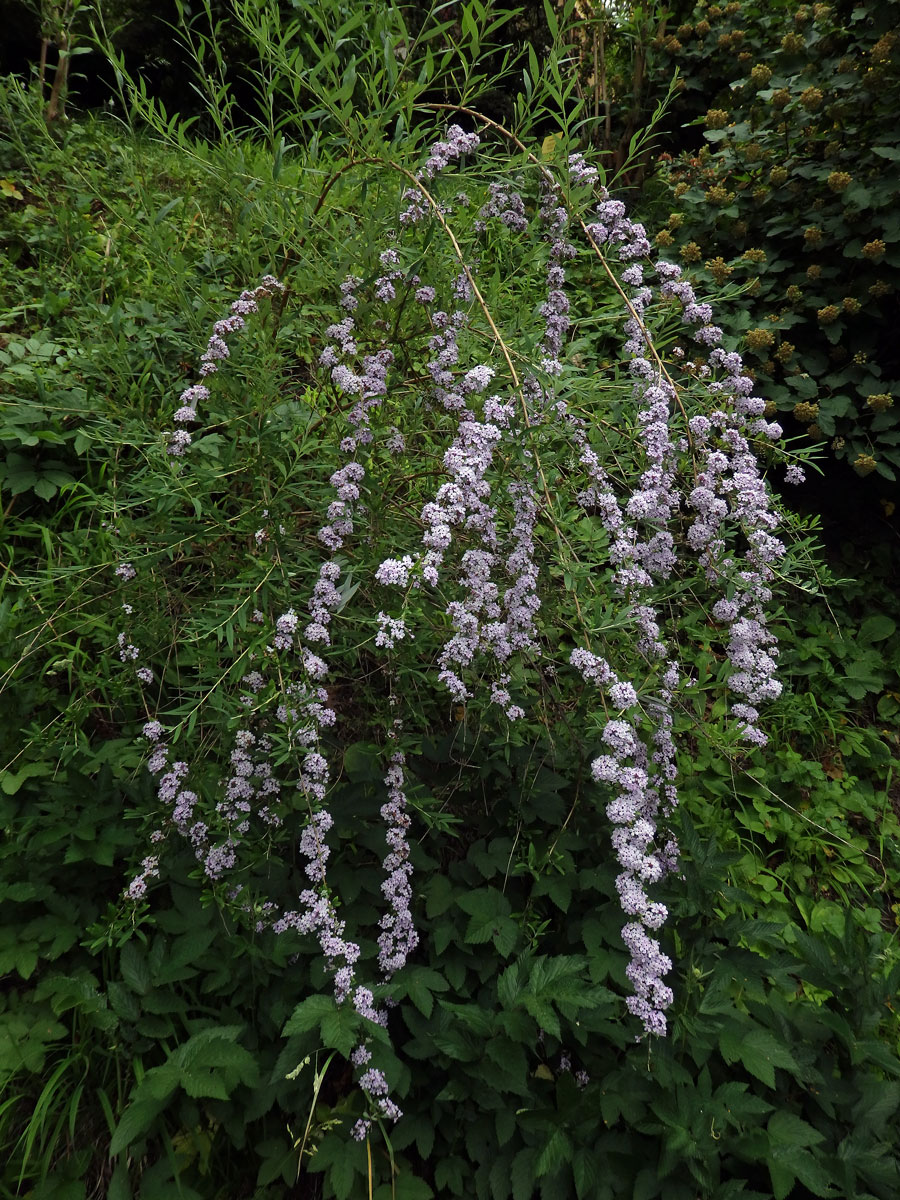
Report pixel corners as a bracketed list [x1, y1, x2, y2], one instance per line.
[166, 275, 284, 458]
[571, 651, 674, 1037]
[112, 564, 157, 690]
[475, 180, 529, 233]
[658, 276, 786, 744]
[377, 749, 418, 976]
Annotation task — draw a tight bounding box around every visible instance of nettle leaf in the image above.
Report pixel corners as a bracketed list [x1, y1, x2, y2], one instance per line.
[713, 1081, 774, 1125]
[492, 917, 520, 956]
[768, 1110, 826, 1148]
[572, 1147, 601, 1198]
[767, 1157, 795, 1200]
[489, 1153, 514, 1200]
[120, 942, 151, 996]
[535, 1127, 573, 1178]
[852, 1078, 900, 1134]
[403, 966, 449, 1017]
[769, 1145, 836, 1198]
[511, 1147, 539, 1200]
[496, 1106, 516, 1147]
[424, 874, 455, 917]
[374, 1176, 434, 1200]
[320, 1006, 360, 1057]
[719, 1024, 799, 1088]
[134, 1062, 181, 1102]
[329, 1154, 357, 1200]
[498, 961, 523, 1009]
[109, 1097, 169, 1156]
[140, 1026, 259, 1100]
[434, 1156, 466, 1194]
[458, 887, 512, 944]
[283, 994, 337, 1036]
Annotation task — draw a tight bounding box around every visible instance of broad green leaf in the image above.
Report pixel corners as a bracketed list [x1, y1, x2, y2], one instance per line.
[109, 1097, 168, 1156]
[119, 943, 151, 996]
[283, 994, 336, 1035]
[768, 1110, 826, 1148]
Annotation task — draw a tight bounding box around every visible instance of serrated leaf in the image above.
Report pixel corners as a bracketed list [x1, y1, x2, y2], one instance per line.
[768, 1157, 795, 1200]
[720, 1025, 798, 1088]
[782, 1146, 836, 1197]
[496, 1106, 516, 1147]
[283, 994, 336, 1036]
[852, 1079, 900, 1133]
[511, 1147, 538, 1200]
[135, 1062, 180, 1102]
[109, 1097, 168, 1156]
[329, 1154, 357, 1200]
[180, 1069, 230, 1100]
[321, 1007, 359, 1057]
[498, 962, 522, 1009]
[768, 1110, 826, 1147]
[535, 1127, 572, 1178]
[492, 916, 519, 956]
[120, 943, 151, 996]
[572, 1146, 600, 1197]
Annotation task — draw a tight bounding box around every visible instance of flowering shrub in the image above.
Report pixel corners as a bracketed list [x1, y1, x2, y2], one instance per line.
[2, 27, 900, 1200]
[95, 114, 822, 1154]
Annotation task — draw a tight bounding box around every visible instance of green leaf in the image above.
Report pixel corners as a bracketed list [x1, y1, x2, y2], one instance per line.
[498, 961, 522, 1009]
[329, 1154, 357, 1200]
[460, 886, 513, 945]
[320, 1007, 359, 1058]
[853, 1079, 900, 1134]
[0, 762, 53, 794]
[120, 943, 151, 996]
[492, 916, 520, 957]
[107, 1161, 132, 1200]
[572, 1147, 601, 1198]
[109, 1097, 168, 1156]
[719, 1025, 798, 1088]
[858, 614, 896, 643]
[511, 1147, 538, 1200]
[342, 742, 383, 781]
[374, 1177, 433, 1200]
[768, 1110, 826, 1148]
[535, 1127, 572, 1177]
[406, 975, 435, 1017]
[767, 1157, 796, 1200]
[283, 994, 336, 1036]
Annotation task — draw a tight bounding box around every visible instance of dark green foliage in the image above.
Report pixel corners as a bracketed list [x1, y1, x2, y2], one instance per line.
[644, 0, 900, 489]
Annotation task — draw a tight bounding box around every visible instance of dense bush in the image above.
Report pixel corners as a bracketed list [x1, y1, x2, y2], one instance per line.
[1, 4, 900, 1198]
[646, 0, 900, 490]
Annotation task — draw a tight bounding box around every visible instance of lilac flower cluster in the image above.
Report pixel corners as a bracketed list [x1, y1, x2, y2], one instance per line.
[377, 750, 418, 977]
[475, 180, 529, 233]
[166, 275, 285, 457]
[657, 276, 787, 745]
[399, 124, 480, 225]
[572, 649, 676, 1037]
[112, 563, 155, 688]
